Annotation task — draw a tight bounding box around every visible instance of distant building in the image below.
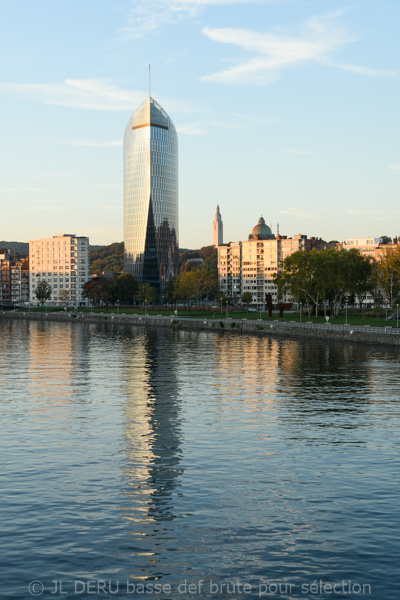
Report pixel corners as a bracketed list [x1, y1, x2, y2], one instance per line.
[29, 234, 90, 305]
[339, 237, 383, 258]
[339, 237, 400, 263]
[213, 205, 223, 247]
[0, 249, 29, 305]
[218, 217, 328, 306]
[339, 237, 400, 306]
[123, 95, 179, 294]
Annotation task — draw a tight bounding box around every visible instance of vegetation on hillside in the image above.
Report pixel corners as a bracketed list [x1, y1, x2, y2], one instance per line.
[84, 244, 218, 307]
[0, 242, 29, 255]
[88, 243, 218, 302]
[90, 242, 124, 274]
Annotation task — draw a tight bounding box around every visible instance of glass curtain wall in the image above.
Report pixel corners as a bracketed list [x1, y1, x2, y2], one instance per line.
[124, 97, 179, 295]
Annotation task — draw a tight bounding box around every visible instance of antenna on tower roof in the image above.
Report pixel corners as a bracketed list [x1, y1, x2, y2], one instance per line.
[149, 64, 151, 98]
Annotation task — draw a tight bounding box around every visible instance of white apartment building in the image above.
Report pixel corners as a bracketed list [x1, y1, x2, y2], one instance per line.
[29, 234, 90, 305]
[341, 238, 382, 257]
[218, 217, 328, 306]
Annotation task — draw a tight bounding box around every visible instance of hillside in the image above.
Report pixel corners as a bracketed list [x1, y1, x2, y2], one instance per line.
[0, 241, 29, 255]
[90, 242, 124, 274]
[0, 240, 214, 277]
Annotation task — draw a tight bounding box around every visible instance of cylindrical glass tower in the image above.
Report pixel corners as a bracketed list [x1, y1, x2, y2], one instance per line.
[123, 96, 179, 292]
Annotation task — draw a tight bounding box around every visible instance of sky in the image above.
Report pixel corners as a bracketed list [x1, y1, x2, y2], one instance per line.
[1, 0, 399, 248]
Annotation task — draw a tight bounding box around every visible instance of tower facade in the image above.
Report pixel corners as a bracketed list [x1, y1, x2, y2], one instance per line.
[124, 96, 179, 292]
[213, 205, 223, 247]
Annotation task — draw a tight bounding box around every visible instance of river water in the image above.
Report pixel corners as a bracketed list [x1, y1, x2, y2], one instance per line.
[1, 319, 399, 599]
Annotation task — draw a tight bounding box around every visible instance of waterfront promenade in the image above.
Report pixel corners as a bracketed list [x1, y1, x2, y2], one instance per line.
[2, 310, 400, 348]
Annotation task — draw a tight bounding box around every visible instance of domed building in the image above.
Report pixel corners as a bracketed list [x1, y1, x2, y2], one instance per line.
[248, 216, 275, 241]
[217, 216, 325, 308]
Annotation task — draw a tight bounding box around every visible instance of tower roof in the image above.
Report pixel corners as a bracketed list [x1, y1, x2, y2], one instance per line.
[131, 96, 175, 132]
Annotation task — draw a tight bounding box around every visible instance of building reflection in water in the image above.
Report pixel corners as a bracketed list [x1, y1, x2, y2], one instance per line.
[118, 327, 184, 577]
[26, 320, 86, 407]
[212, 334, 281, 404]
[211, 333, 384, 441]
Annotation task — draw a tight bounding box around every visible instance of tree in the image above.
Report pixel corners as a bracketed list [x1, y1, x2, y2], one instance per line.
[137, 282, 158, 305]
[163, 276, 176, 305]
[219, 294, 228, 308]
[242, 291, 252, 308]
[321, 249, 372, 315]
[82, 277, 108, 306]
[58, 289, 71, 305]
[379, 236, 392, 245]
[113, 273, 138, 304]
[275, 250, 325, 316]
[199, 245, 217, 261]
[275, 248, 373, 317]
[175, 269, 217, 309]
[90, 242, 124, 275]
[373, 246, 400, 306]
[35, 280, 52, 306]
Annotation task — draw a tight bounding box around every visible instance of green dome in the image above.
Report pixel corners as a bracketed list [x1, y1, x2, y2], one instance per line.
[251, 217, 272, 238]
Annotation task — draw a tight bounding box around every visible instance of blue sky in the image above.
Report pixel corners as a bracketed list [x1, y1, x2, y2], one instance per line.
[1, 0, 399, 247]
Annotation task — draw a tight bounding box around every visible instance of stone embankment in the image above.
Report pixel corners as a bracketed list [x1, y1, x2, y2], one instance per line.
[2, 310, 400, 348]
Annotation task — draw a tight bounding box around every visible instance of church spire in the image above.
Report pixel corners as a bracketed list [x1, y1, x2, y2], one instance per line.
[213, 205, 223, 247]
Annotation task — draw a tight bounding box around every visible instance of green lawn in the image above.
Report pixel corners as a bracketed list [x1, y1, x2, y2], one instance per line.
[14, 306, 400, 328]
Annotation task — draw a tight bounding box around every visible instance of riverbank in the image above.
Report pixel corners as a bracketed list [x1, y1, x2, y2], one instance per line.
[2, 309, 400, 348]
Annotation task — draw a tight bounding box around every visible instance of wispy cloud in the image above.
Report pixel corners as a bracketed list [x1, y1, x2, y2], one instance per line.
[120, 0, 264, 40]
[7, 188, 89, 194]
[65, 140, 123, 147]
[278, 208, 316, 219]
[323, 60, 396, 78]
[0, 78, 199, 112]
[282, 148, 314, 155]
[176, 123, 207, 134]
[212, 120, 246, 129]
[202, 12, 396, 84]
[35, 206, 68, 211]
[388, 163, 400, 171]
[7, 187, 61, 192]
[345, 209, 381, 215]
[231, 112, 274, 123]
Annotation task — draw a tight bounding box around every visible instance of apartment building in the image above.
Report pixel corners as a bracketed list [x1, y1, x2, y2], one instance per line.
[29, 234, 90, 305]
[340, 237, 383, 258]
[218, 217, 328, 306]
[0, 250, 29, 305]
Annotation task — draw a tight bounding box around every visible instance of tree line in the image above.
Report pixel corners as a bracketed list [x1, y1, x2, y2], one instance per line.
[275, 246, 400, 317]
[83, 246, 219, 307]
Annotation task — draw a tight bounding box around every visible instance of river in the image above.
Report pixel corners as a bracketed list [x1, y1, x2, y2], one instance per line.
[1, 319, 399, 599]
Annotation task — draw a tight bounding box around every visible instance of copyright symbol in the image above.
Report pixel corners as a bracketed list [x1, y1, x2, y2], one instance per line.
[28, 581, 44, 596]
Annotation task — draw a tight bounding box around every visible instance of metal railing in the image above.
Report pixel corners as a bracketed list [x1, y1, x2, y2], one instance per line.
[112, 313, 400, 335]
[5, 310, 400, 336]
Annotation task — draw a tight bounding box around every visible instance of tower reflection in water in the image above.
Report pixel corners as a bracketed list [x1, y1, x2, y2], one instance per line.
[119, 328, 184, 578]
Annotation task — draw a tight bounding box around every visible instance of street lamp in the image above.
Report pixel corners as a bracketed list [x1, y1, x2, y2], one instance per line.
[117, 300, 119, 314]
[345, 302, 348, 325]
[220, 297, 223, 315]
[300, 302, 302, 323]
[390, 274, 394, 306]
[397, 304, 399, 329]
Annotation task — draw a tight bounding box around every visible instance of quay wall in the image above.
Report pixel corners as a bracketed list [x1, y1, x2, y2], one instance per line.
[2, 310, 400, 348]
